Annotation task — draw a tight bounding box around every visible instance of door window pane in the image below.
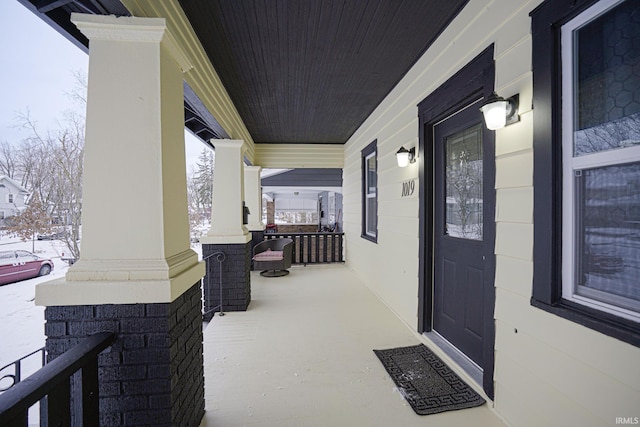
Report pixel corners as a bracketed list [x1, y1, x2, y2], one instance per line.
[444, 123, 483, 240]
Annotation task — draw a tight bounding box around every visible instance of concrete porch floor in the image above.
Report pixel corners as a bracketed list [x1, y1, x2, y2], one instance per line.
[199, 264, 508, 427]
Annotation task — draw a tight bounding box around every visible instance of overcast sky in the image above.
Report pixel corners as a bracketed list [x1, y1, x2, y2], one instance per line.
[0, 1, 206, 169]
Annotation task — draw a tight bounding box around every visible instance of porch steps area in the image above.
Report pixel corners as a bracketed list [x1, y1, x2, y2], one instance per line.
[200, 264, 507, 427]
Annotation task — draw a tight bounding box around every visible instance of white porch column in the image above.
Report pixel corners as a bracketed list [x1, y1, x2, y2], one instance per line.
[35, 14, 204, 305]
[201, 139, 251, 244]
[244, 166, 265, 232]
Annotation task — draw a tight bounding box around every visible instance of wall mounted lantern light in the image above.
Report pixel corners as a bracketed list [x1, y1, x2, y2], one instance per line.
[396, 146, 416, 168]
[480, 92, 520, 130]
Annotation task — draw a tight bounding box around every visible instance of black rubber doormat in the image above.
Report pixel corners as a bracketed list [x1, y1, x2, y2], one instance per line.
[373, 344, 485, 415]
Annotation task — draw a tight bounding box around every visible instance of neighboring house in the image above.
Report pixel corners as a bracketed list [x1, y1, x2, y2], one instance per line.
[17, 1, 639, 426]
[0, 175, 29, 226]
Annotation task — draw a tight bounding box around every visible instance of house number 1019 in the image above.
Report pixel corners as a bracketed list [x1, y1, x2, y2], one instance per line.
[401, 179, 415, 197]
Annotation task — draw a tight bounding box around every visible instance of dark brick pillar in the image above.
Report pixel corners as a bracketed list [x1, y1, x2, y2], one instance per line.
[44, 282, 204, 427]
[251, 230, 265, 249]
[202, 241, 251, 320]
[266, 201, 275, 224]
[250, 230, 265, 271]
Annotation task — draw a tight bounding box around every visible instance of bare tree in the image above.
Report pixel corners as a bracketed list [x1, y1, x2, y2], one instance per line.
[0, 141, 19, 179]
[13, 111, 84, 260]
[186, 148, 214, 234]
[7, 71, 86, 260]
[186, 166, 207, 231]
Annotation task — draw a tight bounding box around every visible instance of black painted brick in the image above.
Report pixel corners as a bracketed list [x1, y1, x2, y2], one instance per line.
[123, 334, 145, 349]
[44, 281, 204, 426]
[44, 321, 67, 337]
[147, 363, 171, 379]
[45, 337, 81, 358]
[99, 365, 147, 381]
[95, 304, 145, 318]
[203, 243, 251, 311]
[101, 395, 148, 412]
[146, 303, 170, 317]
[149, 394, 172, 409]
[120, 317, 168, 333]
[124, 409, 172, 426]
[67, 320, 118, 336]
[147, 333, 171, 348]
[99, 411, 122, 426]
[98, 351, 121, 366]
[121, 378, 170, 394]
[98, 381, 121, 397]
[45, 305, 94, 320]
[122, 348, 170, 365]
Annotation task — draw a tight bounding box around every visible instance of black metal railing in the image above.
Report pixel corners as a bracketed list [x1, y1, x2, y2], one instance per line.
[0, 348, 46, 394]
[264, 232, 344, 264]
[0, 332, 115, 427]
[202, 250, 226, 319]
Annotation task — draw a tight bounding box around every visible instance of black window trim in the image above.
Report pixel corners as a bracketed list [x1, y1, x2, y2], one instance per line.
[531, 0, 640, 347]
[361, 139, 378, 243]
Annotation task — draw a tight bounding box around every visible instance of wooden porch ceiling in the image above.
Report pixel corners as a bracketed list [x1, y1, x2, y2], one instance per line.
[17, 0, 469, 146]
[178, 0, 469, 144]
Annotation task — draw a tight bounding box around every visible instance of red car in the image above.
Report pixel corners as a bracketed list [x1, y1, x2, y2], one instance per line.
[0, 250, 54, 285]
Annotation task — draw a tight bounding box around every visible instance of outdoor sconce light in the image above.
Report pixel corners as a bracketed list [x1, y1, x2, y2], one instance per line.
[480, 92, 520, 130]
[396, 146, 416, 168]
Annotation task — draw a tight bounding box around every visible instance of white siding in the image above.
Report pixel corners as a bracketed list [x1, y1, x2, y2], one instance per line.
[343, 0, 640, 426]
[254, 144, 344, 168]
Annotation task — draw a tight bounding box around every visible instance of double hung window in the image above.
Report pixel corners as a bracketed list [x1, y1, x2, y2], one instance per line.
[532, 0, 640, 344]
[561, 0, 640, 322]
[362, 140, 377, 242]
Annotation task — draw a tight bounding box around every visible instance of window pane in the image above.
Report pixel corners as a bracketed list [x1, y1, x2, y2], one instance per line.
[367, 155, 376, 194]
[575, 162, 640, 312]
[445, 123, 483, 240]
[366, 197, 376, 235]
[275, 210, 318, 224]
[574, 0, 640, 156]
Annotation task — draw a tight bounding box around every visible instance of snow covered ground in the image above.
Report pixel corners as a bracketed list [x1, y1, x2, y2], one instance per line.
[0, 235, 70, 371]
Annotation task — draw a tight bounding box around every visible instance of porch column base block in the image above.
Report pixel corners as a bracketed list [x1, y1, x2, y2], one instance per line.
[202, 242, 252, 320]
[199, 232, 252, 245]
[44, 281, 204, 427]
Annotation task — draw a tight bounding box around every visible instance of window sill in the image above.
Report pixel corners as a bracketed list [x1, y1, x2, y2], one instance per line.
[531, 297, 640, 348]
[360, 233, 377, 244]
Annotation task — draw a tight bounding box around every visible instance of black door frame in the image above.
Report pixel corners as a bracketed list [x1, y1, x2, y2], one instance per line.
[417, 45, 496, 399]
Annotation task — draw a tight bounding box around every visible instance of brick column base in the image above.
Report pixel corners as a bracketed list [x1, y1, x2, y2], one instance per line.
[250, 231, 265, 270]
[44, 282, 204, 427]
[202, 241, 251, 320]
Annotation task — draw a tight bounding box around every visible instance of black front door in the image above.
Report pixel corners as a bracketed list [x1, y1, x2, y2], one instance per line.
[432, 100, 493, 368]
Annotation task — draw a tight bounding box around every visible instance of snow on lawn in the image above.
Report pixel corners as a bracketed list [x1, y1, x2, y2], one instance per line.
[0, 236, 70, 370]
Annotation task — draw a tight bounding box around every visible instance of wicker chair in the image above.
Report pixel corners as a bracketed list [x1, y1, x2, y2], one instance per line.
[252, 238, 294, 277]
